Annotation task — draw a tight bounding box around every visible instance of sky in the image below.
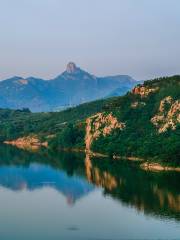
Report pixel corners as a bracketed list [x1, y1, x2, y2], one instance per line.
[0, 0, 180, 80]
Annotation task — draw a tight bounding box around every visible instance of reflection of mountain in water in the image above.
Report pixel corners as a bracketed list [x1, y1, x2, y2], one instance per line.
[0, 164, 94, 205]
[0, 145, 180, 221]
[0, 146, 94, 205]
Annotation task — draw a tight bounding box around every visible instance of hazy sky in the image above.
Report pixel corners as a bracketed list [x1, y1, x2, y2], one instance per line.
[0, 0, 180, 80]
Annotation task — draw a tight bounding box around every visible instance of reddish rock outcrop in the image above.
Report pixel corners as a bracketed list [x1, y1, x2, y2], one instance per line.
[151, 96, 180, 133]
[140, 162, 180, 172]
[4, 136, 48, 150]
[132, 85, 159, 97]
[85, 112, 125, 152]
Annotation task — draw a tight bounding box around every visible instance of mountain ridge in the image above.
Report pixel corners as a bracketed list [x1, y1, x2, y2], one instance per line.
[0, 62, 138, 112]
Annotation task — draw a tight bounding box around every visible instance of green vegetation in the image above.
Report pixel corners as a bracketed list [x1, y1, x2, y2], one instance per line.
[92, 76, 180, 163]
[0, 76, 179, 165]
[49, 123, 85, 149]
[0, 98, 108, 141]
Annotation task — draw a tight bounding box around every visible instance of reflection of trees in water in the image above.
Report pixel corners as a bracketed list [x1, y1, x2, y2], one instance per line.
[85, 155, 180, 221]
[0, 144, 180, 221]
[0, 144, 86, 177]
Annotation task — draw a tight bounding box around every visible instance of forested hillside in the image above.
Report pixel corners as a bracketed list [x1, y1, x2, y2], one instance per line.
[0, 98, 109, 141]
[0, 76, 179, 164]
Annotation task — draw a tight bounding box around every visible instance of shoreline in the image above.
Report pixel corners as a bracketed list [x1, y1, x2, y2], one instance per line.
[140, 162, 180, 172]
[3, 141, 180, 172]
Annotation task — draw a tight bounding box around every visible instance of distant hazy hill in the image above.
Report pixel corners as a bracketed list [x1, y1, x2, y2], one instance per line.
[0, 62, 137, 112]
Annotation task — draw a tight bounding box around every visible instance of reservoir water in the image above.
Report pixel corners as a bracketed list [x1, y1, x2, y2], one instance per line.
[0, 145, 179, 240]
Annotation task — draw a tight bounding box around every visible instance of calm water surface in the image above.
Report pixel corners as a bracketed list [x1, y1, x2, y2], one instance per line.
[0, 145, 179, 240]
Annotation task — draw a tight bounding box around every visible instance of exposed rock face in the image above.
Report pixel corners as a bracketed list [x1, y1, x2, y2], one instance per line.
[18, 79, 28, 85]
[85, 112, 125, 152]
[131, 101, 146, 108]
[132, 85, 159, 97]
[140, 162, 180, 172]
[151, 96, 180, 133]
[4, 136, 48, 150]
[66, 62, 78, 74]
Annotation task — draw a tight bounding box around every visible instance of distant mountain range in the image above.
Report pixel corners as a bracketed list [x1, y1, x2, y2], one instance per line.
[0, 62, 138, 112]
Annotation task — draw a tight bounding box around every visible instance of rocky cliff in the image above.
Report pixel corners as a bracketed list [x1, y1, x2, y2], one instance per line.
[4, 136, 48, 150]
[85, 112, 125, 153]
[151, 96, 180, 133]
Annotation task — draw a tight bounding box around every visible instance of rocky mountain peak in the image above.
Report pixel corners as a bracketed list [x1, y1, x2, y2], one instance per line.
[0, 64, 137, 112]
[66, 62, 78, 74]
